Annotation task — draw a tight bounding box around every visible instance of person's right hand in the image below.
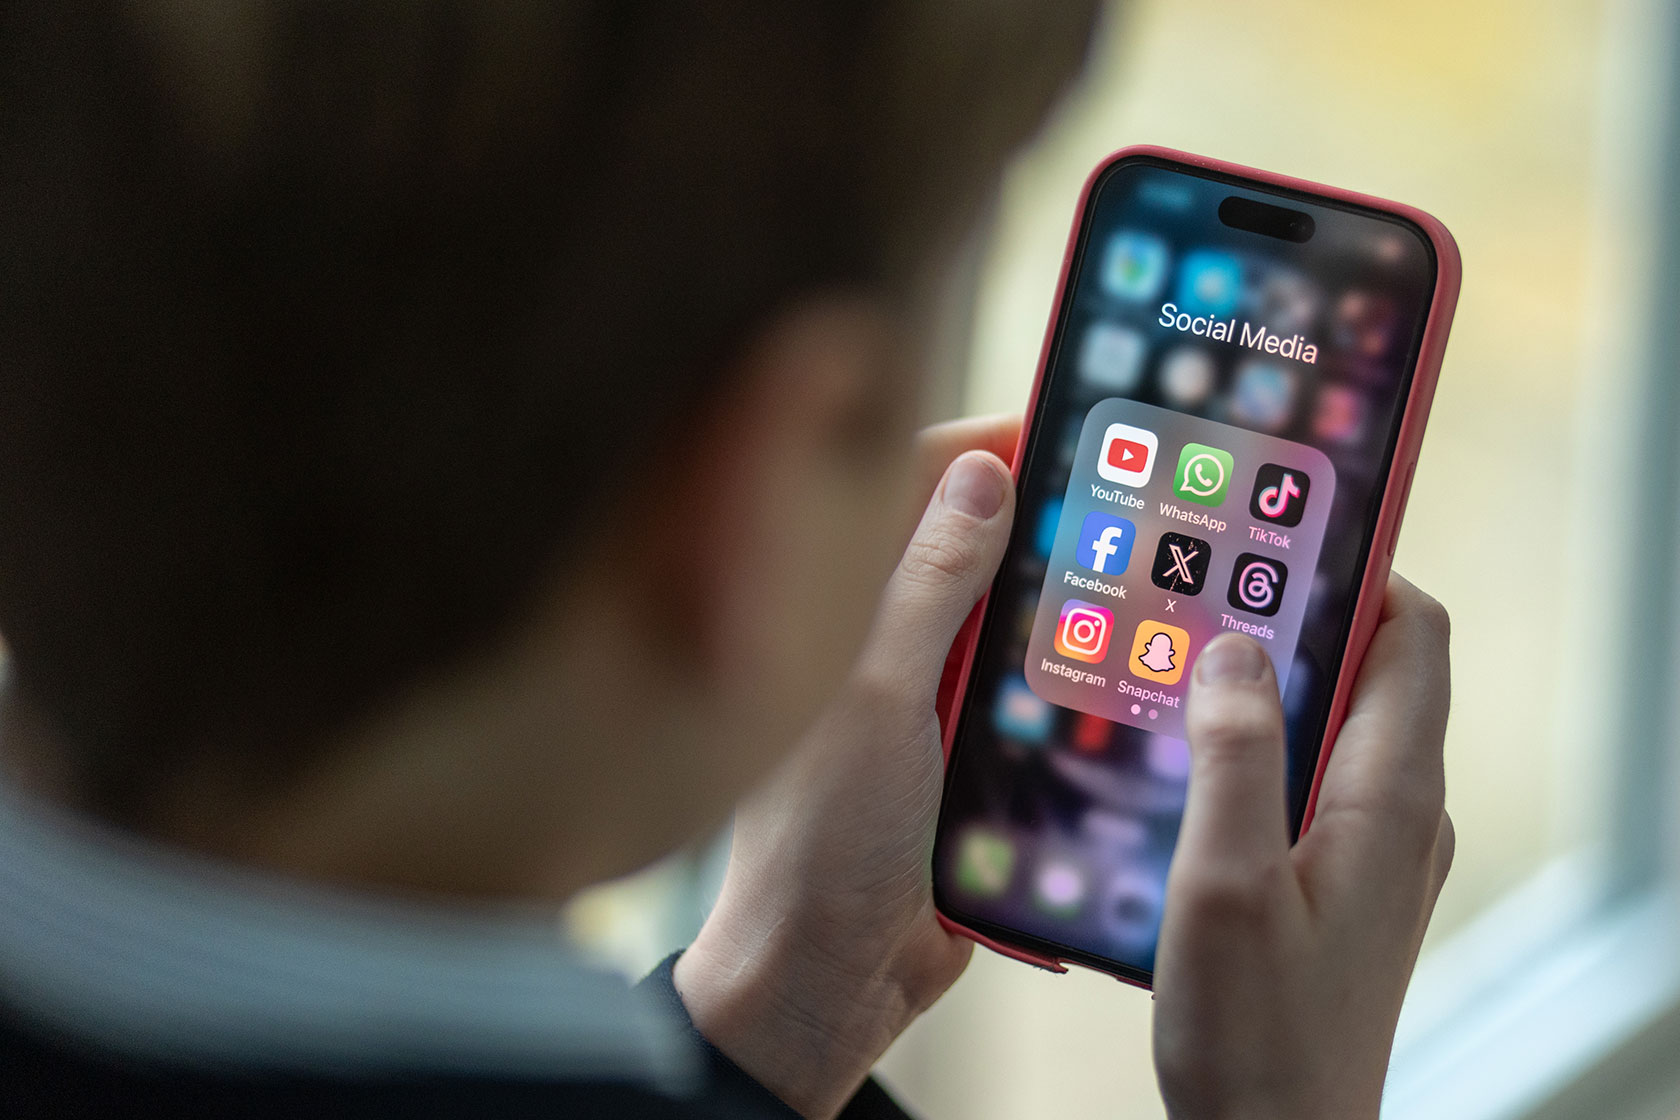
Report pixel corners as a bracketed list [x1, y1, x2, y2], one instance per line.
[1152, 575, 1455, 1120]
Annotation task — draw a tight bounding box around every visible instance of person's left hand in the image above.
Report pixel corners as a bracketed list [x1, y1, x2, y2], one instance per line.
[675, 413, 1020, 1119]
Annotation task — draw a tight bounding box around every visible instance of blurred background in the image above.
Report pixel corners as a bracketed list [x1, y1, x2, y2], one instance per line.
[570, 0, 1680, 1116]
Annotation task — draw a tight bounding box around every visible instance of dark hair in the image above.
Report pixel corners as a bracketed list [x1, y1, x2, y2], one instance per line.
[0, 0, 1096, 820]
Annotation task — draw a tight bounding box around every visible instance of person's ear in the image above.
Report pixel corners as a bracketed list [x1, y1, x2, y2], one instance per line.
[607, 295, 926, 789]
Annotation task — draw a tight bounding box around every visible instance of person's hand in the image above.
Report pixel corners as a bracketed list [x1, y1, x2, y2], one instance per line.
[675, 414, 1019, 1119]
[1153, 575, 1455, 1120]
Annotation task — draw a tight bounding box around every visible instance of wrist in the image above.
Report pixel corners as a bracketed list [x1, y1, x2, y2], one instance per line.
[674, 891, 934, 1120]
[1161, 1070, 1382, 1120]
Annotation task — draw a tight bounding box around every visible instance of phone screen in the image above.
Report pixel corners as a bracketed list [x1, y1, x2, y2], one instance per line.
[932, 155, 1438, 981]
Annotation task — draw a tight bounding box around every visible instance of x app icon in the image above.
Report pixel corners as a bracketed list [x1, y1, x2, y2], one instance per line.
[1151, 532, 1210, 596]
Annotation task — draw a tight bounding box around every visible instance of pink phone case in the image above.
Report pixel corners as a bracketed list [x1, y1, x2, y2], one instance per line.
[933, 145, 1462, 986]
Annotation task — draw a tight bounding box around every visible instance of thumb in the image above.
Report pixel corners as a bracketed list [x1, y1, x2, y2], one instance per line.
[1175, 634, 1291, 880]
[860, 451, 1015, 700]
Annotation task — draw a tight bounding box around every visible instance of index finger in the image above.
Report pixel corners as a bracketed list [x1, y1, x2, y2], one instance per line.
[1298, 574, 1451, 897]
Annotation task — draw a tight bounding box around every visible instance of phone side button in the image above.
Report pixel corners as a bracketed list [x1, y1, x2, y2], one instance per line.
[1387, 462, 1417, 558]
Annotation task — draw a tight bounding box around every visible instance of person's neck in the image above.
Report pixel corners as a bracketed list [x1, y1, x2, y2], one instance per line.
[0, 676, 81, 805]
[0, 666, 629, 906]
[0, 566, 733, 909]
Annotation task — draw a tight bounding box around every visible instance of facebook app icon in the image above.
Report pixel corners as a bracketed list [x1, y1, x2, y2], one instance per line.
[1075, 511, 1136, 576]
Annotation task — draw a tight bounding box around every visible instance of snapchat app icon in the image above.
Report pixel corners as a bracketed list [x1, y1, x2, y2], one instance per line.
[1129, 620, 1191, 686]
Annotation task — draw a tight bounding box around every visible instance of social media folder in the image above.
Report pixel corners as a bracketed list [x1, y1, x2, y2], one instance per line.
[1023, 398, 1336, 740]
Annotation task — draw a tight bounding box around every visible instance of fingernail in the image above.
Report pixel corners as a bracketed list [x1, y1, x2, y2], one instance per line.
[944, 453, 1007, 520]
[1194, 634, 1267, 684]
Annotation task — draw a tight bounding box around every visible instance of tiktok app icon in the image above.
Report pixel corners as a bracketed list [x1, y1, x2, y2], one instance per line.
[1249, 464, 1311, 528]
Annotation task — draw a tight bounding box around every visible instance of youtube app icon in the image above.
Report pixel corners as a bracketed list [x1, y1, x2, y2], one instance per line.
[1096, 422, 1158, 487]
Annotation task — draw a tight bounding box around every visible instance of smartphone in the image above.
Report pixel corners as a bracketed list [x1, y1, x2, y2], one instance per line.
[930, 146, 1460, 987]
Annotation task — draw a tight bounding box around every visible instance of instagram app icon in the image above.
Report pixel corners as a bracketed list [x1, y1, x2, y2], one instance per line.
[1054, 599, 1113, 664]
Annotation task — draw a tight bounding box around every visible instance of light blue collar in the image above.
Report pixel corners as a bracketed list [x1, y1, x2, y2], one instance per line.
[0, 782, 697, 1089]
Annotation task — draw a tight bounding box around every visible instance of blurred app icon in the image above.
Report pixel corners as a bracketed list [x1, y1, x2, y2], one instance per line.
[1100, 231, 1169, 302]
[1229, 359, 1298, 432]
[1071, 712, 1111, 753]
[1034, 496, 1063, 557]
[1369, 231, 1410, 265]
[1248, 267, 1320, 335]
[1312, 384, 1367, 446]
[1332, 290, 1400, 359]
[1033, 857, 1089, 918]
[1172, 442, 1233, 506]
[1249, 464, 1311, 527]
[1139, 179, 1193, 211]
[993, 677, 1053, 741]
[1145, 737, 1190, 781]
[1228, 553, 1289, 617]
[1076, 511, 1136, 575]
[1082, 810, 1149, 850]
[1014, 599, 1038, 646]
[1098, 866, 1165, 950]
[1174, 250, 1242, 318]
[1057, 414, 1084, 466]
[1158, 346, 1216, 409]
[1077, 322, 1146, 391]
[1097, 422, 1158, 487]
[1151, 531, 1211, 596]
[1129, 619, 1190, 686]
[1055, 599, 1114, 664]
[956, 827, 1015, 897]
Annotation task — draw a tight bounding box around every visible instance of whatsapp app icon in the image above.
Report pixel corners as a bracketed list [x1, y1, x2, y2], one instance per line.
[1173, 442, 1234, 507]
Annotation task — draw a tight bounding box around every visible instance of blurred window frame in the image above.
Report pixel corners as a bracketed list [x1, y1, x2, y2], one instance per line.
[1385, 2, 1680, 1116]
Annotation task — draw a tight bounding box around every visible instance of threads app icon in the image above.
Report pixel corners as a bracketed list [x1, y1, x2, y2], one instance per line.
[1228, 554, 1289, 617]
